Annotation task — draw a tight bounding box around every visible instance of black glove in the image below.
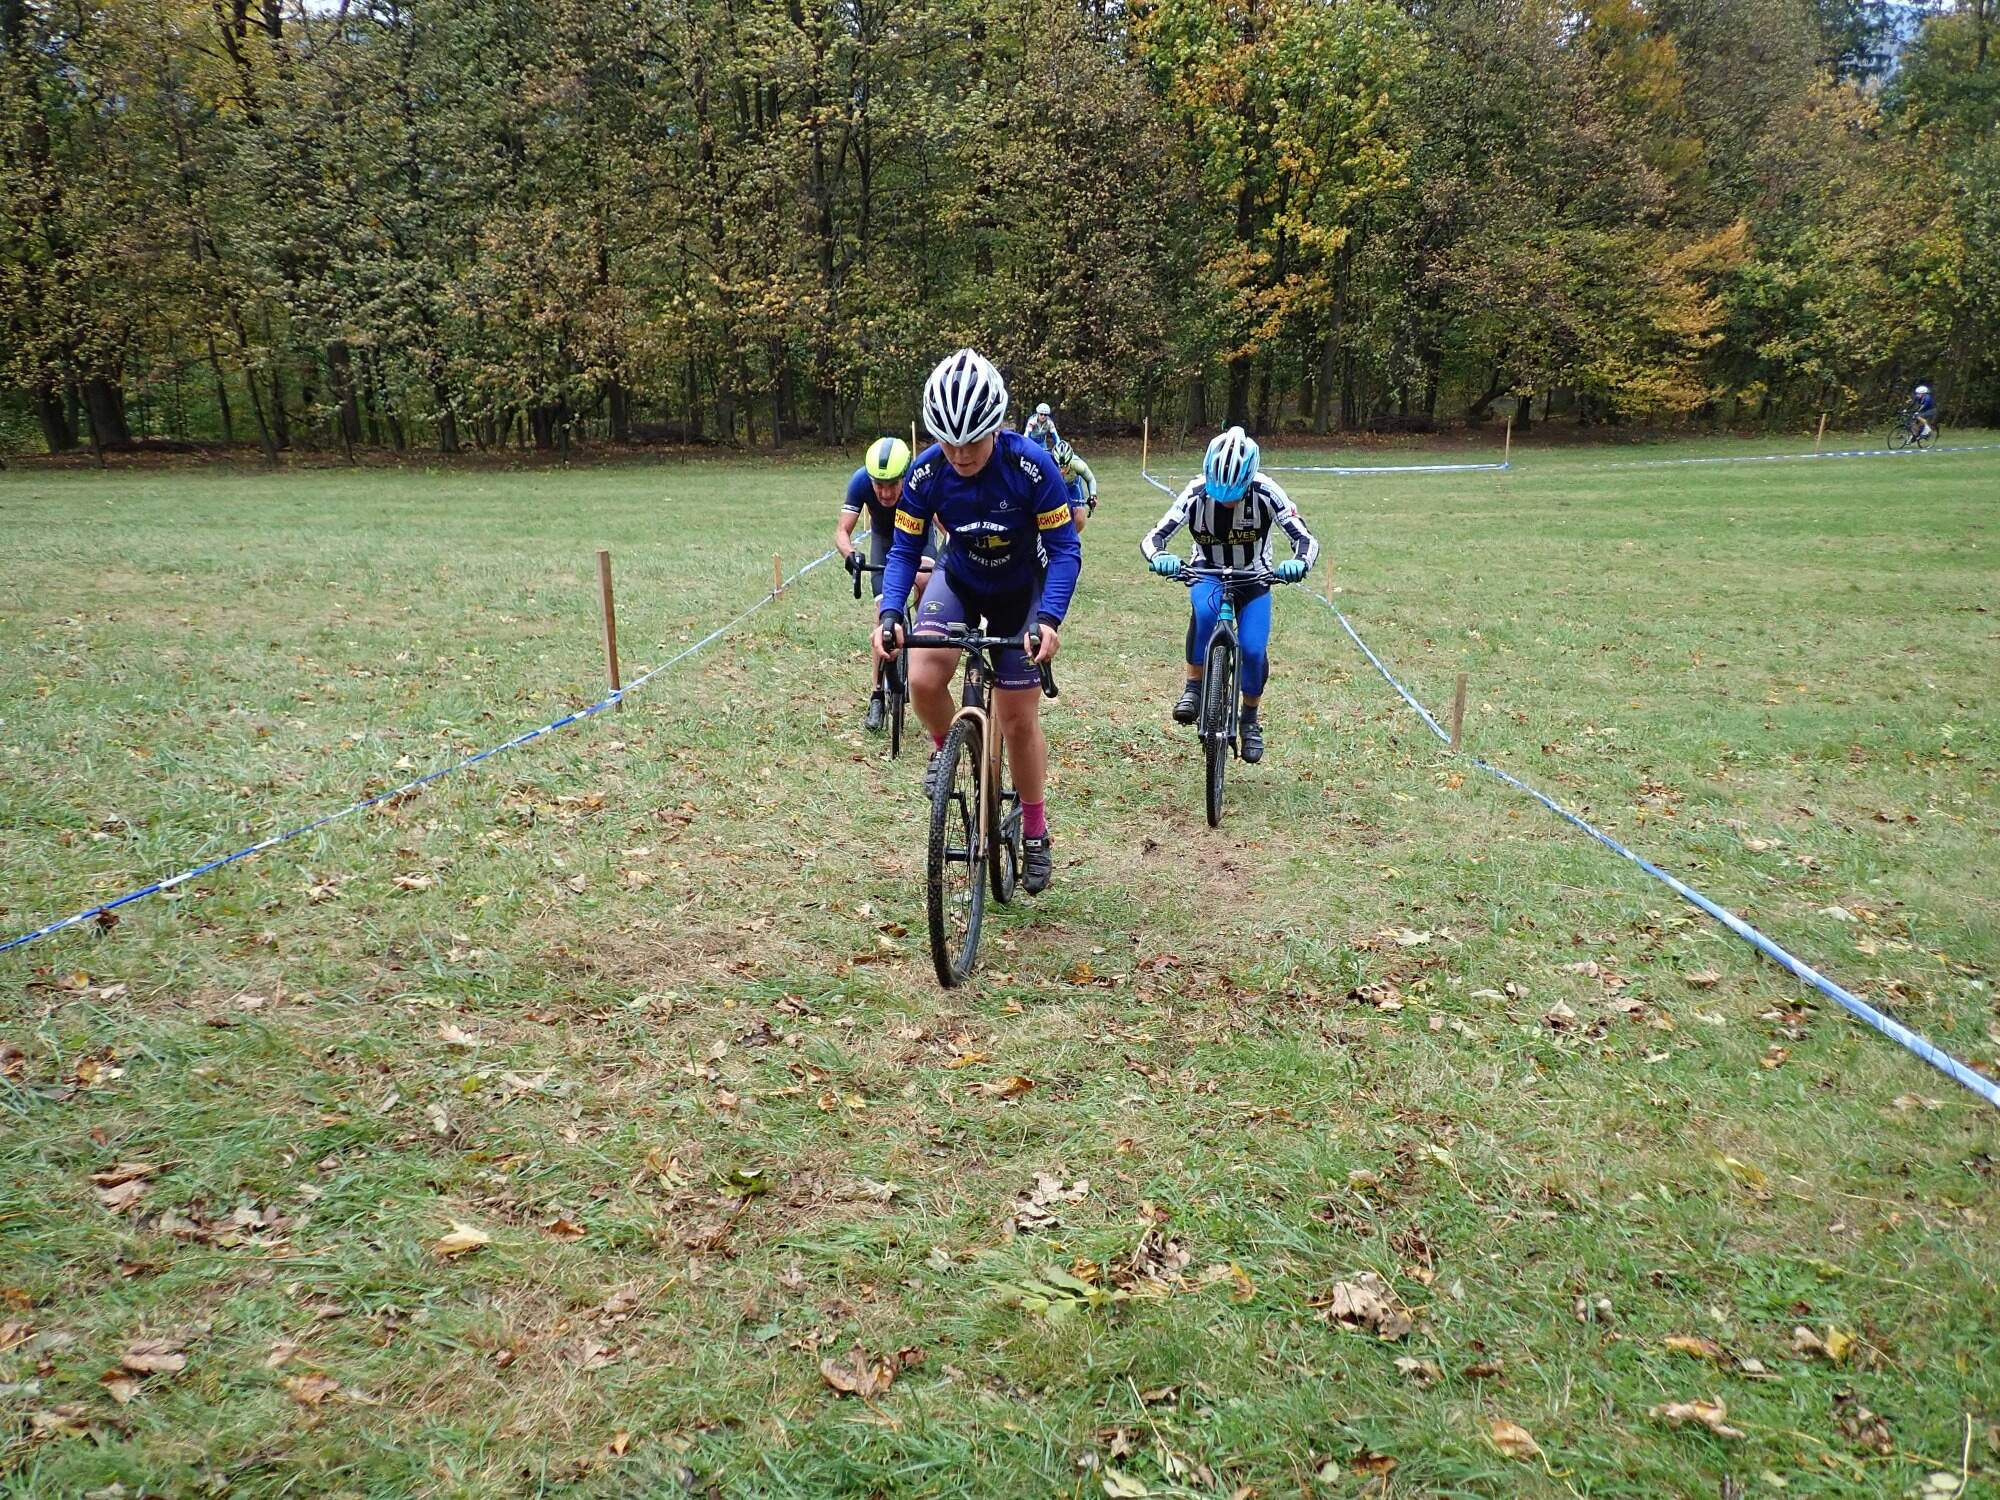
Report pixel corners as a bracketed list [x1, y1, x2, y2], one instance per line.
[845, 551, 862, 576]
[878, 609, 906, 649]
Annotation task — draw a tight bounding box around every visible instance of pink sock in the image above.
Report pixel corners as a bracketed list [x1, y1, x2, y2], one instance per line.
[933, 733, 946, 751]
[1022, 801, 1047, 839]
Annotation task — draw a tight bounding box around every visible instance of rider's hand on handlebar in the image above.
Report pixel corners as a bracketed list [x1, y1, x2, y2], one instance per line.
[875, 612, 905, 661]
[1276, 559, 1308, 583]
[1149, 554, 1182, 578]
[844, 550, 862, 576]
[1026, 621, 1060, 665]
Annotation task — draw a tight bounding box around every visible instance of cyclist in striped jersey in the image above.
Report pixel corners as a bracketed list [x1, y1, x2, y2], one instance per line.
[1139, 426, 1318, 764]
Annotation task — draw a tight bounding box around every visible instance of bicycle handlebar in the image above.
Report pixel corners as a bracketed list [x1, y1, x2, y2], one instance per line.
[1164, 563, 1287, 590]
[893, 623, 1059, 699]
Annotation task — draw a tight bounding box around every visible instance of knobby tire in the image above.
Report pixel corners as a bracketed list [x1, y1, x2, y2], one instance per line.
[1202, 635, 1237, 828]
[927, 718, 985, 986]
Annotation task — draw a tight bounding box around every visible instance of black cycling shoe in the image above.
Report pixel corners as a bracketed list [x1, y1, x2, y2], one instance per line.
[1239, 717, 1265, 764]
[1172, 683, 1201, 725]
[864, 692, 886, 732]
[1023, 835, 1053, 894]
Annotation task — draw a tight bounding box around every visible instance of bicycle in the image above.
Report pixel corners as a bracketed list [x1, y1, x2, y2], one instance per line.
[1887, 407, 1937, 451]
[895, 622, 1058, 986]
[1163, 563, 1285, 828]
[847, 555, 910, 756]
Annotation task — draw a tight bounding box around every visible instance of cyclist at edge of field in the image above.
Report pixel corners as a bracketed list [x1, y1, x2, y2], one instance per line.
[836, 436, 937, 731]
[1139, 425, 1319, 765]
[874, 349, 1083, 895]
[1911, 383, 1936, 442]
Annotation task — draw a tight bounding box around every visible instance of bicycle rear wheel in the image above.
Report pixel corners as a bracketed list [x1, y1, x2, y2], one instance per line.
[927, 718, 985, 986]
[1201, 636, 1237, 828]
[1915, 423, 1936, 450]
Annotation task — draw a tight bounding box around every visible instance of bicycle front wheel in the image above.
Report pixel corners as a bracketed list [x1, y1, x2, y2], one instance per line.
[887, 647, 909, 759]
[988, 731, 1020, 905]
[927, 718, 986, 986]
[1201, 636, 1238, 829]
[1887, 423, 1911, 451]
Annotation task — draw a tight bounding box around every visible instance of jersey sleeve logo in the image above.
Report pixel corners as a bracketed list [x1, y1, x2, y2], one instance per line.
[1036, 504, 1073, 531]
[895, 509, 926, 535]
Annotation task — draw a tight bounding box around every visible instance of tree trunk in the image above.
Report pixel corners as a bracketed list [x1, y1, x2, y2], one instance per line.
[1226, 357, 1251, 429]
[82, 377, 131, 448]
[605, 377, 630, 444]
[434, 381, 459, 454]
[1313, 336, 1336, 434]
[327, 341, 360, 462]
[33, 383, 75, 452]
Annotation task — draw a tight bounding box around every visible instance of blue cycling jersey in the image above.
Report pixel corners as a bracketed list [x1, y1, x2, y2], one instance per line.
[842, 467, 899, 537]
[879, 430, 1083, 627]
[1914, 392, 1936, 415]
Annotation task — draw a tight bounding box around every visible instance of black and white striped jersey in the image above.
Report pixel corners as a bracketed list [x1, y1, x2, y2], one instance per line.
[1139, 475, 1320, 573]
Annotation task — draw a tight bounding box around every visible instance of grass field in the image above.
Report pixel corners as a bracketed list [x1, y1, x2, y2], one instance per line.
[3, 433, 1997, 1499]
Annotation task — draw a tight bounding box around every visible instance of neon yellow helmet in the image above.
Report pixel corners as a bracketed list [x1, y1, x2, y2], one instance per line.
[864, 436, 912, 481]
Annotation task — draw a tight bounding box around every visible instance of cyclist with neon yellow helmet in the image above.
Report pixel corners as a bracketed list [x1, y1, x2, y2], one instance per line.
[836, 436, 936, 730]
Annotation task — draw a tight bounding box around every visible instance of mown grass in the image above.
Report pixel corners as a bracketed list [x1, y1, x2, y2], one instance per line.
[2, 433, 1997, 1499]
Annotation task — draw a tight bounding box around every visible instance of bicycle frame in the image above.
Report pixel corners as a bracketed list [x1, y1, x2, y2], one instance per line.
[1179, 564, 1278, 749]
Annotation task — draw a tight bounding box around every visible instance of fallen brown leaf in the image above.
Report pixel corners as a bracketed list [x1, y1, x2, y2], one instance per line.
[88, 1162, 160, 1189]
[544, 1216, 586, 1241]
[432, 1222, 491, 1258]
[1316, 1271, 1413, 1341]
[95, 1179, 149, 1214]
[99, 1372, 141, 1405]
[120, 1339, 187, 1375]
[1650, 1397, 1744, 1438]
[1488, 1418, 1541, 1459]
[818, 1343, 916, 1399]
[285, 1372, 341, 1407]
[1665, 1334, 1727, 1364]
[1393, 1356, 1442, 1385]
[974, 1075, 1034, 1099]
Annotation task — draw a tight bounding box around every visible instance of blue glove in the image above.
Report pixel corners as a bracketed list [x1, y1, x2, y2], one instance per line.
[1276, 559, 1308, 583]
[1150, 554, 1182, 578]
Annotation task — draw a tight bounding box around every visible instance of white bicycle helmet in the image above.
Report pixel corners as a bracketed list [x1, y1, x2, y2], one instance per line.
[1915, 384, 1930, 396]
[922, 349, 1009, 445]
[1203, 425, 1260, 501]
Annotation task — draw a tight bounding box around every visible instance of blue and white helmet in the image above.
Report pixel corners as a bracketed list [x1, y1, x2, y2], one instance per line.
[923, 349, 1009, 445]
[1203, 425, 1259, 501]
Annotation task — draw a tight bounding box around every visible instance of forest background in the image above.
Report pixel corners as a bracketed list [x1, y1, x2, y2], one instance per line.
[2, 0, 1996, 460]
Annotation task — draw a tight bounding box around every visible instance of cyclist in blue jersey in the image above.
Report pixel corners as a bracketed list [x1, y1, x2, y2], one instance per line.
[1141, 426, 1319, 765]
[875, 349, 1083, 894]
[835, 436, 937, 730]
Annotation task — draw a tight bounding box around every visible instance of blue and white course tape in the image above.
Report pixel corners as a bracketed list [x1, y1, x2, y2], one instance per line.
[1, 550, 838, 956]
[1306, 585, 2000, 1112]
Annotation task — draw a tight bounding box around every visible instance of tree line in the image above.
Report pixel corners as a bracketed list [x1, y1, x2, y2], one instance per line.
[2, 0, 1995, 459]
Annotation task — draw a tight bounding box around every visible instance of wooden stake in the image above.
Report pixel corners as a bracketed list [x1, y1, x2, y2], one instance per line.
[1142, 416, 1150, 476]
[1450, 672, 1468, 752]
[1815, 411, 1827, 454]
[772, 552, 784, 597]
[596, 549, 622, 711]
[1503, 415, 1513, 466]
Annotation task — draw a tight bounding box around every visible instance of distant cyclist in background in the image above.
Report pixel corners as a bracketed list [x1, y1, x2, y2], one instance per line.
[1021, 402, 1099, 535]
[835, 436, 935, 731]
[1140, 426, 1319, 765]
[1911, 383, 1936, 443]
[875, 350, 1083, 893]
[1049, 436, 1099, 535]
